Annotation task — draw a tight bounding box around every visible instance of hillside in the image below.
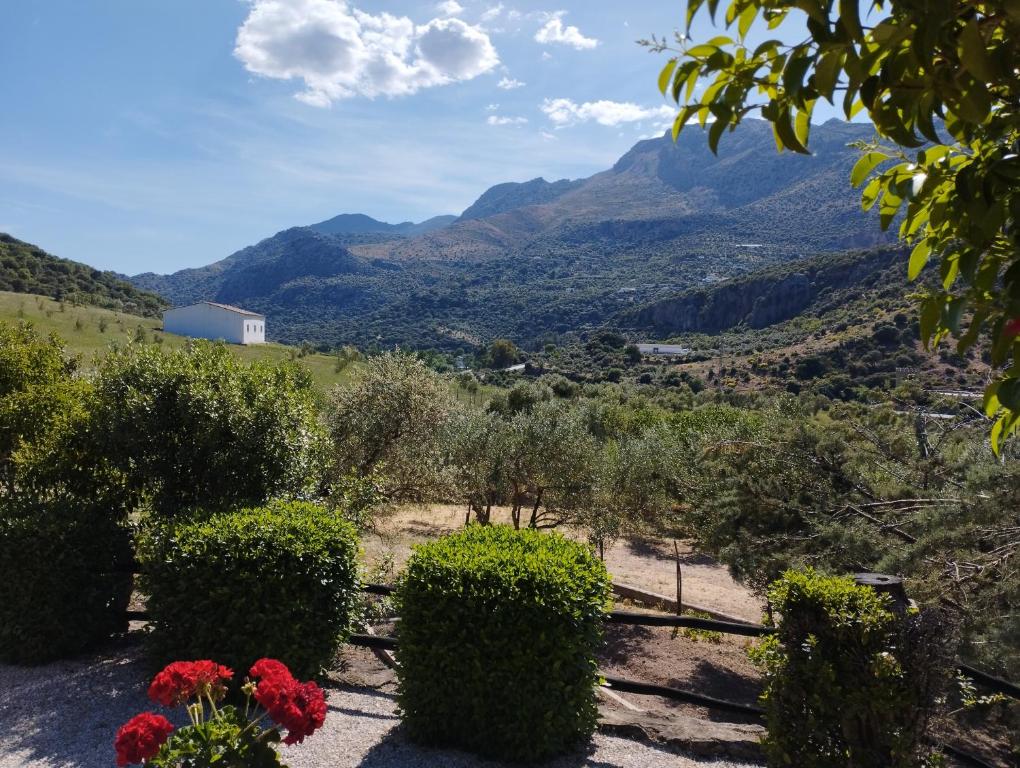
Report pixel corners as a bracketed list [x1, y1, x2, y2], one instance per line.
[0, 291, 356, 393]
[619, 248, 906, 336]
[0, 234, 166, 317]
[131, 119, 890, 350]
[533, 248, 987, 399]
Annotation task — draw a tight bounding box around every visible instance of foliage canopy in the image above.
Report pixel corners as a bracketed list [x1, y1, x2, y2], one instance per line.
[653, 0, 1020, 449]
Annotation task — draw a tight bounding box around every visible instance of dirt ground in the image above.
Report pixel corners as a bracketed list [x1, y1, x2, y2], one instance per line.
[360, 504, 764, 623]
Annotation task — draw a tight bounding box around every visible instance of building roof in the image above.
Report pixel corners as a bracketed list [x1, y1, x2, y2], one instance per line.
[166, 301, 264, 318]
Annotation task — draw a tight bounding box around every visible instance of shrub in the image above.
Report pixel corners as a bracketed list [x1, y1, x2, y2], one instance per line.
[750, 569, 951, 768]
[394, 525, 610, 762]
[0, 504, 133, 664]
[91, 343, 321, 517]
[139, 501, 359, 678]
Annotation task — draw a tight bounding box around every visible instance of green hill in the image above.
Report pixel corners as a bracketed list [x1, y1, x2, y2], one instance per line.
[0, 291, 357, 393]
[0, 234, 167, 317]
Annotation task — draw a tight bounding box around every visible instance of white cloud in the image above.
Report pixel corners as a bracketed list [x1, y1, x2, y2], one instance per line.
[480, 3, 504, 21]
[541, 98, 675, 127]
[436, 0, 464, 15]
[497, 76, 525, 89]
[541, 51, 553, 61]
[487, 114, 528, 125]
[540, 131, 557, 140]
[534, 12, 598, 50]
[235, 0, 499, 105]
[486, 102, 500, 111]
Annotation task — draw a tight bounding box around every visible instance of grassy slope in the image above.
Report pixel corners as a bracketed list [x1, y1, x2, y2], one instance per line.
[0, 291, 357, 393]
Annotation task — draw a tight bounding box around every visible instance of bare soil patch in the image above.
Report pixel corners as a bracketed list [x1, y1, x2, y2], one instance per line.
[361, 504, 763, 622]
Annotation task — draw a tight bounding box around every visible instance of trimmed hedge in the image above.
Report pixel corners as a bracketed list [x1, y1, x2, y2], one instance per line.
[0, 508, 133, 664]
[394, 525, 611, 762]
[139, 500, 359, 678]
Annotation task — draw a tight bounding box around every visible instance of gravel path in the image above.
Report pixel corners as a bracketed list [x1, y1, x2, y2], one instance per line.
[0, 647, 759, 768]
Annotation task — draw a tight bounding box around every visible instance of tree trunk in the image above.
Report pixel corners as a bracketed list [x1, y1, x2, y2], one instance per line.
[528, 487, 545, 528]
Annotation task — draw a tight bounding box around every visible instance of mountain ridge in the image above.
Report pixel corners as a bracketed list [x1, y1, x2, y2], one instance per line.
[129, 119, 892, 349]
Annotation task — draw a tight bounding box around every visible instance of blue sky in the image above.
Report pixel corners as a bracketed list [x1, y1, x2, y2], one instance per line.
[0, 1, 818, 274]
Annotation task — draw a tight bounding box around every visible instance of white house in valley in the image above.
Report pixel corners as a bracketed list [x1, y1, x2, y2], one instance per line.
[162, 301, 266, 345]
[637, 343, 691, 357]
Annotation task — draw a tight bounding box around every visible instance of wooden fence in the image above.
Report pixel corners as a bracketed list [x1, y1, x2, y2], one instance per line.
[124, 578, 1014, 766]
[352, 581, 1016, 768]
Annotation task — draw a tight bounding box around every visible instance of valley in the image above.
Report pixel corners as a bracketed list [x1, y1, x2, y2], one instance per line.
[128, 119, 892, 351]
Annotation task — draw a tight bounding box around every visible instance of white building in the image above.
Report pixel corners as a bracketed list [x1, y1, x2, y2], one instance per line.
[162, 301, 266, 345]
[637, 343, 691, 357]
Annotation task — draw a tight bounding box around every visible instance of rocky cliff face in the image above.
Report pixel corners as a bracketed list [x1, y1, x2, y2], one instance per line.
[624, 249, 902, 335]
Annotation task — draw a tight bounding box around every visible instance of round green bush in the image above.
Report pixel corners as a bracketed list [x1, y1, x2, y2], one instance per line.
[0, 509, 133, 664]
[139, 500, 359, 678]
[394, 525, 611, 762]
[750, 569, 950, 768]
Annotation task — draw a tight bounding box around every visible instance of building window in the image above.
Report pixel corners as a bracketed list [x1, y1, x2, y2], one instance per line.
[247, 324, 250, 332]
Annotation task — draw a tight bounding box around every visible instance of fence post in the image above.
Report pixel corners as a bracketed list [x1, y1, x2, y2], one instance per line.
[673, 540, 682, 616]
[853, 572, 909, 613]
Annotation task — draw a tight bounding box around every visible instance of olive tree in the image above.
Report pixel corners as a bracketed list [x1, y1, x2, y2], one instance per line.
[650, 0, 1020, 450]
[326, 351, 453, 502]
[444, 409, 512, 525]
[581, 429, 682, 558]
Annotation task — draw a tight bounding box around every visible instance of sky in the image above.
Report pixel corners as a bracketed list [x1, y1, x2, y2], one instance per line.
[0, 0, 820, 275]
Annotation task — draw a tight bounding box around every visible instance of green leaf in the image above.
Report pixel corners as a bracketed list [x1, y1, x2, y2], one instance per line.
[794, 105, 812, 147]
[990, 409, 1019, 456]
[658, 59, 679, 97]
[812, 50, 843, 102]
[908, 239, 931, 280]
[708, 117, 727, 154]
[838, 0, 863, 39]
[861, 177, 882, 211]
[850, 152, 891, 187]
[959, 19, 997, 82]
[918, 297, 941, 347]
[998, 378, 1020, 412]
[737, 5, 758, 38]
[773, 106, 810, 153]
[984, 380, 1002, 417]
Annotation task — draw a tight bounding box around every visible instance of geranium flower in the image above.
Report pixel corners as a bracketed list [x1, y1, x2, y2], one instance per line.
[114, 712, 174, 766]
[148, 660, 233, 707]
[249, 658, 327, 745]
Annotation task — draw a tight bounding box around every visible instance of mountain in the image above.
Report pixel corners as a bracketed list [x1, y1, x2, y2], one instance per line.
[308, 213, 456, 237]
[131, 119, 893, 350]
[0, 233, 167, 317]
[458, 177, 584, 220]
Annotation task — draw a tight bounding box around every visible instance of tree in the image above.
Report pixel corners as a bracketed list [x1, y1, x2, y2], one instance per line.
[326, 351, 453, 502]
[444, 410, 512, 525]
[579, 429, 681, 559]
[0, 323, 79, 490]
[90, 341, 320, 517]
[650, 0, 1020, 450]
[487, 338, 520, 369]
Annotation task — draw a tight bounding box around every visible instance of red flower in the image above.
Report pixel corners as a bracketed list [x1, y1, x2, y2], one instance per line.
[114, 712, 173, 766]
[249, 658, 295, 684]
[1005, 317, 1020, 339]
[249, 659, 327, 745]
[148, 660, 233, 707]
